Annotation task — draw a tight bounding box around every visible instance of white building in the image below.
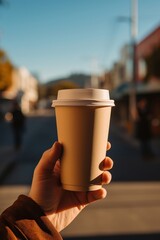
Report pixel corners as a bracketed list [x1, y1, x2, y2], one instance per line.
[2, 67, 38, 113]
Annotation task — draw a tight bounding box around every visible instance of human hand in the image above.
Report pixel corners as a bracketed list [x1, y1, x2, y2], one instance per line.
[29, 141, 113, 232]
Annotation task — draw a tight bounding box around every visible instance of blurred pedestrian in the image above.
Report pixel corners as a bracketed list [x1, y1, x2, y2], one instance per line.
[135, 98, 154, 160]
[11, 100, 26, 150]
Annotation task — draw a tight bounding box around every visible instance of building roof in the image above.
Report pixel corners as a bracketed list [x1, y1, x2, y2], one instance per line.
[137, 25, 160, 58]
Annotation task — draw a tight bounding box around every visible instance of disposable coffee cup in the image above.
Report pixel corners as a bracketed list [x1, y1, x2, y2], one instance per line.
[52, 88, 115, 191]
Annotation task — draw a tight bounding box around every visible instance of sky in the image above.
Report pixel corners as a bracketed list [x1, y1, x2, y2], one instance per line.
[0, 0, 160, 83]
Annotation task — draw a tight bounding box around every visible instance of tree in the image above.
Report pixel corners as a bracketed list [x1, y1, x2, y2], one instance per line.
[0, 49, 13, 92]
[50, 80, 78, 96]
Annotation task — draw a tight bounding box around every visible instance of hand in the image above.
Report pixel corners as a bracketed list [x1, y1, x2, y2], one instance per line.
[29, 141, 113, 232]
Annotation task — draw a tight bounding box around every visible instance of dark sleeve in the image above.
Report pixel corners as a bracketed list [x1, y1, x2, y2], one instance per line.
[0, 195, 62, 240]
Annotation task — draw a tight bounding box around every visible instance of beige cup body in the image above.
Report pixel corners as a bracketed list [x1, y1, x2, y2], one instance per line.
[55, 106, 111, 191]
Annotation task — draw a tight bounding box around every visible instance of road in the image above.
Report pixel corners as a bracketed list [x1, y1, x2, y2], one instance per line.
[0, 110, 160, 239]
[0, 110, 58, 185]
[1, 110, 160, 185]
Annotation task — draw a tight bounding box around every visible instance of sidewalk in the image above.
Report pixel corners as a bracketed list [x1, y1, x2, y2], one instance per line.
[62, 182, 160, 239]
[1, 182, 159, 239]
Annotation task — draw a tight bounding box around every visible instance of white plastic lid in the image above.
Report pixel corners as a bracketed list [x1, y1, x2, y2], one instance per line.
[52, 88, 115, 107]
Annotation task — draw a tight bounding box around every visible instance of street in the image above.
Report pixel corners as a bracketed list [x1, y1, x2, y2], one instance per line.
[0, 110, 160, 239]
[1, 110, 160, 185]
[0, 110, 58, 185]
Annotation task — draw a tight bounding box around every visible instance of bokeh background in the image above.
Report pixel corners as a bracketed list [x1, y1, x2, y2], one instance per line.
[0, 0, 160, 239]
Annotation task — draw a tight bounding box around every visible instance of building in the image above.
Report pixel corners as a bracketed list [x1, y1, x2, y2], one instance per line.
[136, 26, 160, 136]
[2, 67, 38, 114]
[107, 25, 160, 136]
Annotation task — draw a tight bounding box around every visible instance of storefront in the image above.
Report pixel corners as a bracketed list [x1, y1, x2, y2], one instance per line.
[112, 81, 160, 138]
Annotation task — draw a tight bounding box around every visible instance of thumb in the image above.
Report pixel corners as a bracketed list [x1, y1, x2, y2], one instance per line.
[36, 141, 62, 174]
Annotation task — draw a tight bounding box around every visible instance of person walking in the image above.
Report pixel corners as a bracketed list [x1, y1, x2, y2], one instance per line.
[135, 98, 154, 160]
[11, 100, 26, 150]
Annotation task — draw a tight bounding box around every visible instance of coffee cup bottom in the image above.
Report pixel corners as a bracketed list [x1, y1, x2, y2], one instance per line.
[62, 183, 102, 192]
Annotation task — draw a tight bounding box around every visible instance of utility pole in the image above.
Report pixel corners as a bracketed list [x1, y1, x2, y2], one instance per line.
[117, 0, 138, 133]
[129, 0, 138, 128]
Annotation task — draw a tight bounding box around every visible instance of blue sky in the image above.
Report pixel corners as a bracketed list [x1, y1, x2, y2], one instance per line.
[0, 0, 160, 83]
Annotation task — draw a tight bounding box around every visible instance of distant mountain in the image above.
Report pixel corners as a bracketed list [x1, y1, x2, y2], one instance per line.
[46, 73, 91, 88]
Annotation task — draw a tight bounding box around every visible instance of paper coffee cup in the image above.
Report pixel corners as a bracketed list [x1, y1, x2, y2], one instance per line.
[52, 88, 115, 191]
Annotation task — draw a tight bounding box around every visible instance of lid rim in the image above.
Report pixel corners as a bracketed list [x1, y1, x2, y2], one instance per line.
[52, 99, 115, 107]
[57, 88, 110, 101]
[52, 88, 115, 107]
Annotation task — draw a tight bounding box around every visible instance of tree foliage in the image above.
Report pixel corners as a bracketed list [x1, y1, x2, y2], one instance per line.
[38, 80, 78, 99]
[0, 49, 13, 91]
